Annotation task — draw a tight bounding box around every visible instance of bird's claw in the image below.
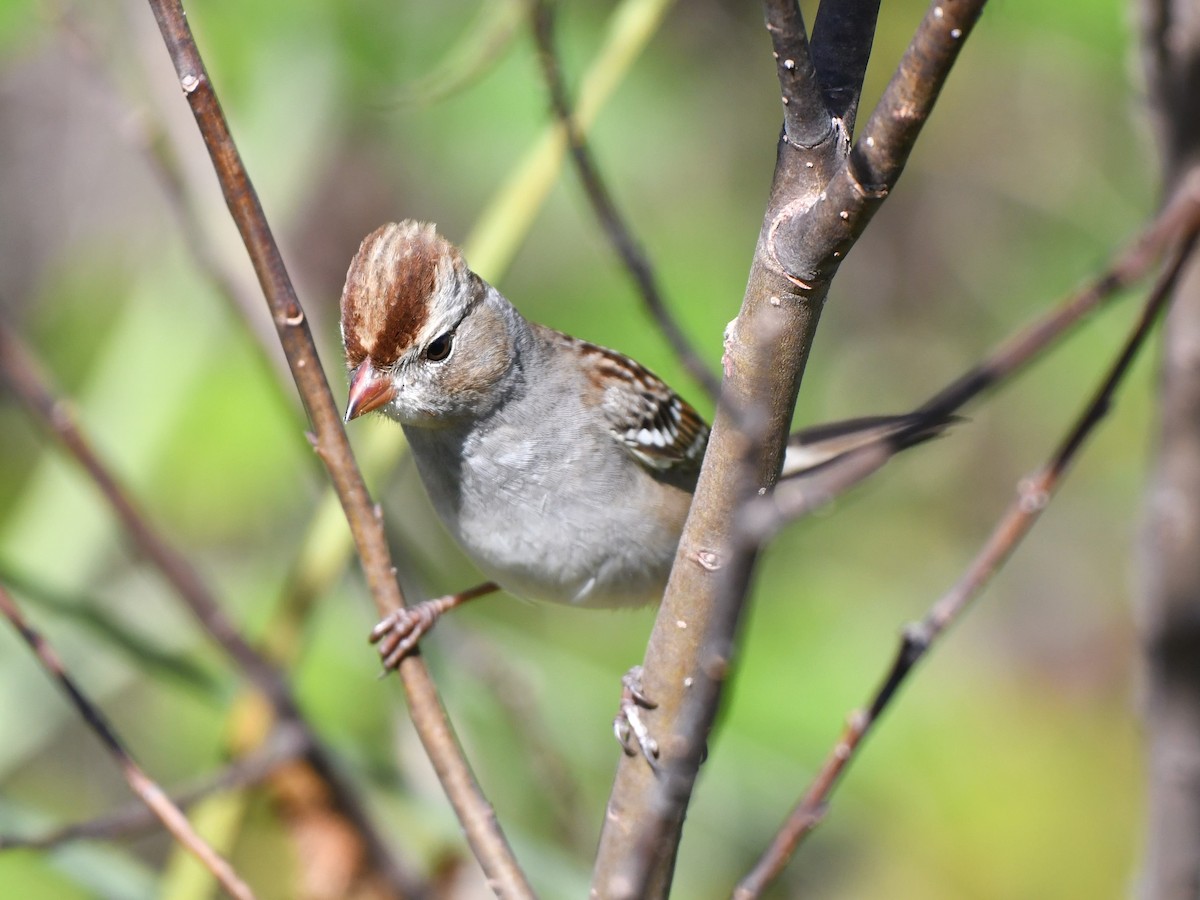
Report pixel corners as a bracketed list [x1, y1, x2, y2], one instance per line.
[369, 601, 441, 670]
[614, 665, 660, 769]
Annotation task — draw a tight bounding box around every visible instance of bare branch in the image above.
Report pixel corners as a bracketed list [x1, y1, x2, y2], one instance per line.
[810, 0, 883, 133]
[763, 0, 830, 147]
[0, 320, 287, 705]
[744, 173, 1200, 537]
[770, 0, 989, 284]
[143, 2, 532, 893]
[54, 8, 300, 412]
[0, 723, 308, 851]
[594, 4, 990, 894]
[734, 228, 1198, 899]
[0, 319, 420, 894]
[1136, 4, 1200, 892]
[529, 0, 720, 401]
[0, 583, 256, 900]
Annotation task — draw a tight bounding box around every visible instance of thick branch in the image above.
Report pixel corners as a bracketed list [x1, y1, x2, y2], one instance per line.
[592, 4, 989, 895]
[736, 228, 1197, 898]
[143, 2, 532, 894]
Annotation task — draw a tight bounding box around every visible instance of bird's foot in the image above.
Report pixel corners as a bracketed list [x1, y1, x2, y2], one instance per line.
[614, 665, 660, 770]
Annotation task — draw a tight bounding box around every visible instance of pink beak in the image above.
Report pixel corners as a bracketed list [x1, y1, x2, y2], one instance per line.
[345, 361, 396, 422]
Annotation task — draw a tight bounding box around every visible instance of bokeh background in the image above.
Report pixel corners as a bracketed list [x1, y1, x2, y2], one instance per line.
[0, 0, 1157, 896]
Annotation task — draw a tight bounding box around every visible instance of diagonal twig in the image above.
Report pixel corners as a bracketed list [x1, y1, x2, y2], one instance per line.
[142, 2, 533, 894]
[0, 318, 420, 894]
[733, 219, 1200, 900]
[529, 0, 720, 401]
[0, 721, 308, 851]
[0, 582, 256, 900]
[0, 319, 289, 706]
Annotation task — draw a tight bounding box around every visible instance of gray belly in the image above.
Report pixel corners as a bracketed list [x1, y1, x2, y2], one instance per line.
[406, 425, 689, 607]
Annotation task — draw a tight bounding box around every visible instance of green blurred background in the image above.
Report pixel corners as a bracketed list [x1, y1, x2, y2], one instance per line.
[0, 0, 1156, 896]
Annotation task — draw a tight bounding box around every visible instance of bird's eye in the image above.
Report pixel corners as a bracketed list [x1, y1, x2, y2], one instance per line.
[424, 332, 454, 362]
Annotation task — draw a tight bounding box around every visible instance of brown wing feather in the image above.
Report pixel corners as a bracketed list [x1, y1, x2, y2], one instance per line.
[545, 329, 709, 471]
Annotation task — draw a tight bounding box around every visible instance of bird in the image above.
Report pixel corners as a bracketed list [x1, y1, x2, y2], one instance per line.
[340, 220, 949, 670]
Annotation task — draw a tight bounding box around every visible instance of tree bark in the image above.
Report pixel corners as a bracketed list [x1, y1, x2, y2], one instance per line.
[1137, 2, 1200, 897]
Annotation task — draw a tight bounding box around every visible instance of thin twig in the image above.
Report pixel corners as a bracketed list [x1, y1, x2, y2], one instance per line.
[733, 229, 1199, 900]
[0, 320, 420, 894]
[529, 0, 720, 401]
[53, 6, 299, 410]
[143, 2, 533, 894]
[0, 583, 256, 900]
[0, 320, 289, 706]
[0, 722, 308, 851]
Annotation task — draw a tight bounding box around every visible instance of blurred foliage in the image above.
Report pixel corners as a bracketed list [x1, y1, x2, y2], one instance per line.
[0, 0, 1155, 897]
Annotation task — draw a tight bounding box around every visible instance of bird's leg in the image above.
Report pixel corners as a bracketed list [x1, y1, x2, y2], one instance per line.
[614, 665, 660, 769]
[370, 581, 500, 670]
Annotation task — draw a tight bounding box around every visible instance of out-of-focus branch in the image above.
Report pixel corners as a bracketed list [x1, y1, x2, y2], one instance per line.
[143, 2, 533, 894]
[593, 4, 988, 896]
[0, 319, 420, 895]
[0, 583, 256, 900]
[0, 721, 308, 851]
[53, 8, 299, 413]
[0, 320, 288, 705]
[529, 0, 719, 401]
[1136, 2, 1200, 894]
[734, 228, 1198, 899]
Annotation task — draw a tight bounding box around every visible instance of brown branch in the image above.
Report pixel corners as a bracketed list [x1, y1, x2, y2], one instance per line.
[0, 583, 256, 900]
[0, 722, 308, 851]
[529, 0, 720, 401]
[0, 320, 420, 894]
[763, 0, 829, 148]
[593, 4, 990, 895]
[733, 229, 1198, 900]
[0, 321, 289, 703]
[770, 0, 989, 285]
[143, 2, 533, 894]
[1135, 3, 1200, 894]
[742, 173, 1200, 538]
